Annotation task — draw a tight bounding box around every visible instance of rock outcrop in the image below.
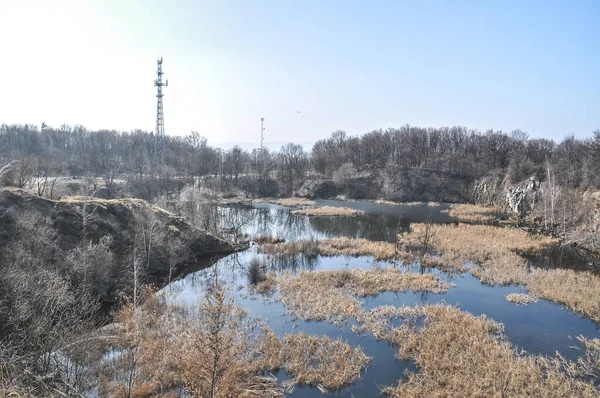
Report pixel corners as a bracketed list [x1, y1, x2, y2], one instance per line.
[473, 175, 541, 216]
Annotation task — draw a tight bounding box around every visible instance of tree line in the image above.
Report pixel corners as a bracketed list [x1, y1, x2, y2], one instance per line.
[1, 123, 600, 200]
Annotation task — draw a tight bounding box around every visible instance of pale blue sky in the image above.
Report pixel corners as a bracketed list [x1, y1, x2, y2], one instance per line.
[0, 0, 598, 145]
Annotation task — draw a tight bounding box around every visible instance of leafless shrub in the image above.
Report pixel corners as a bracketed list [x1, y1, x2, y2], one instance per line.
[247, 256, 267, 286]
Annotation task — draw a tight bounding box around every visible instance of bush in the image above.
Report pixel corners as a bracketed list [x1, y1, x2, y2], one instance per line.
[247, 256, 267, 285]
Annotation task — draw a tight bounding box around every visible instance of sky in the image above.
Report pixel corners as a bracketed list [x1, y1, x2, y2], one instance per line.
[0, 0, 598, 146]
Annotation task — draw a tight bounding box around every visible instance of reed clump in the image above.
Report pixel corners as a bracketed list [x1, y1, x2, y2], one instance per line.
[259, 237, 396, 261]
[442, 203, 500, 224]
[527, 268, 600, 322]
[259, 238, 320, 258]
[253, 234, 285, 244]
[400, 223, 600, 321]
[292, 206, 364, 217]
[400, 223, 556, 283]
[279, 333, 370, 391]
[271, 268, 449, 323]
[254, 271, 278, 295]
[381, 304, 599, 397]
[251, 328, 371, 391]
[319, 237, 396, 260]
[254, 198, 316, 207]
[98, 286, 371, 396]
[375, 199, 400, 205]
[506, 293, 539, 305]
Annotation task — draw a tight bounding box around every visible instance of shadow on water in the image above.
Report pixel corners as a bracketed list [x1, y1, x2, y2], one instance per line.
[164, 200, 600, 396]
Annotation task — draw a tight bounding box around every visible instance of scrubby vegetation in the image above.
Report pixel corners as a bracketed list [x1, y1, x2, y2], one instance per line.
[96, 281, 370, 396]
[442, 203, 501, 224]
[259, 267, 450, 323]
[399, 223, 600, 321]
[292, 206, 364, 217]
[253, 234, 286, 244]
[506, 293, 539, 305]
[259, 237, 396, 261]
[379, 305, 599, 397]
[254, 197, 316, 207]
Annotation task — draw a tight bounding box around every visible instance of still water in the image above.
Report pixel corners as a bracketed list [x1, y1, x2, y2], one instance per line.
[164, 200, 600, 396]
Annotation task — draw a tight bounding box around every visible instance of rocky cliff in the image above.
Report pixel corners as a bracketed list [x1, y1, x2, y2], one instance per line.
[473, 175, 541, 216]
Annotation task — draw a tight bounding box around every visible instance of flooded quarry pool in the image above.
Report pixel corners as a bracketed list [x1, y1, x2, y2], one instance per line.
[162, 200, 600, 396]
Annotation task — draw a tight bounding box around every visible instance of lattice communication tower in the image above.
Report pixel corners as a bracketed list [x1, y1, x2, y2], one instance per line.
[154, 57, 168, 155]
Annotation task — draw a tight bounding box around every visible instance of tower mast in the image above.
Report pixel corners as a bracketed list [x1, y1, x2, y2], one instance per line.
[154, 57, 168, 155]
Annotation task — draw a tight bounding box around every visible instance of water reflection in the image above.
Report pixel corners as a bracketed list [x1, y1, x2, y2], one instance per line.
[163, 200, 600, 397]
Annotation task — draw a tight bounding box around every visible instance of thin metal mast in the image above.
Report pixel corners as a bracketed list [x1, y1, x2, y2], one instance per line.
[154, 57, 168, 155]
[260, 117, 266, 190]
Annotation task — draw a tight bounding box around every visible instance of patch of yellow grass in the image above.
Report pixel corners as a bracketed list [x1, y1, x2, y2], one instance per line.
[254, 197, 316, 207]
[259, 237, 396, 261]
[259, 238, 320, 258]
[527, 268, 600, 322]
[272, 268, 450, 323]
[292, 206, 364, 217]
[253, 234, 285, 244]
[278, 333, 370, 391]
[319, 238, 396, 261]
[254, 272, 278, 295]
[375, 199, 399, 205]
[399, 223, 600, 321]
[401, 223, 556, 284]
[352, 305, 423, 340]
[442, 203, 499, 223]
[506, 293, 539, 305]
[101, 287, 371, 396]
[381, 305, 599, 397]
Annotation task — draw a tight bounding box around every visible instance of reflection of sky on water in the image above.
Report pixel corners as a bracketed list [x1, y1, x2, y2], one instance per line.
[162, 200, 600, 396]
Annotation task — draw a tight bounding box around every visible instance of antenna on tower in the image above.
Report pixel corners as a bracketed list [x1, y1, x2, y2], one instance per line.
[154, 57, 168, 156]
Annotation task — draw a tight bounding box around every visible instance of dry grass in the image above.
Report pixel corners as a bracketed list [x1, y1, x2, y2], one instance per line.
[251, 328, 371, 391]
[259, 238, 320, 258]
[506, 293, 539, 305]
[375, 199, 400, 205]
[380, 304, 599, 397]
[253, 235, 285, 244]
[270, 268, 450, 323]
[254, 198, 316, 207]
[400, 223, 556, 284]
[399, 223, 600, 321]
[442, 203, 500, 224]
[254, 271, 278, 295]
[259, 237, 396, 261]
[352, 305, 424, 340]
[278, 333, 370, 391]
[319, 237, 396, 261]
[292, 206, 364, 217]
[98, 286, 372, 396]
[527, 268, 600, 322]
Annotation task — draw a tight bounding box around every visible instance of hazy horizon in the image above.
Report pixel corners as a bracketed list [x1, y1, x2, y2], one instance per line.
[1, 0, 598, 144]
